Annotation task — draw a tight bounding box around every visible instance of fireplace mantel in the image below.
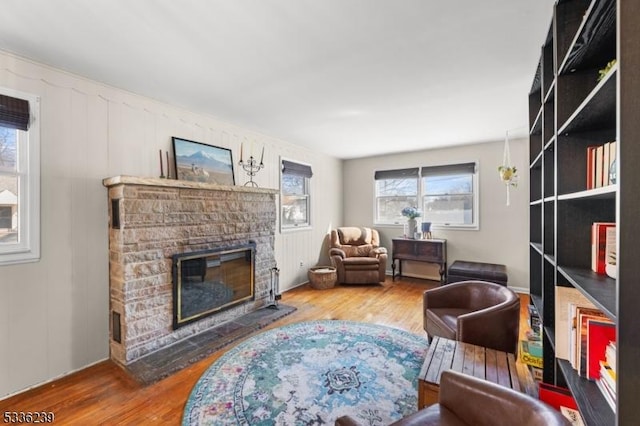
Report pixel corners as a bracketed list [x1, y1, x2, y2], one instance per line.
[103, 175, 279, 194]
[103, 175, 278, 366]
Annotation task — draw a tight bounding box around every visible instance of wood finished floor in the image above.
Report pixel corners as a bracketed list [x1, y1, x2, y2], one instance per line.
[0, 278, 530, 425]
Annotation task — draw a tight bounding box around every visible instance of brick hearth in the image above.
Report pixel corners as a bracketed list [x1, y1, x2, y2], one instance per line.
[103, 176, 278, 366]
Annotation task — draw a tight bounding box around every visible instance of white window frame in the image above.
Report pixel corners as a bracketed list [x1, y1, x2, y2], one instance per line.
[280, 157, 312, 232]
[374, 162, 479, 231]
[422, 162, 479, 231]
[373, 168, 419, 225]
[0, 88, 40, 266]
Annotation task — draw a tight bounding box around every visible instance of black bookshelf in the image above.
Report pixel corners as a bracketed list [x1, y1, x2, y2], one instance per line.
[529, 1, 640, 424]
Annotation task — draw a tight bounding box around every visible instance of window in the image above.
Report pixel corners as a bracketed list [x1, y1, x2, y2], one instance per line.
[374, 162, 478, 230]
[374, 168, 419, 224]
[0, 88, 40, 266]
[421, 163, 478, 229]
[280, 159, 312, 230]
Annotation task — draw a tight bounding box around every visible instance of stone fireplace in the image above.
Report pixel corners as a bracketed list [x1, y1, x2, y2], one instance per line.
[103, 176, 278, 366]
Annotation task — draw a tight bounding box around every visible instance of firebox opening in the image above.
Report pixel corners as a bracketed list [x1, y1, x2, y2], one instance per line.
[172, 242, 255, 329]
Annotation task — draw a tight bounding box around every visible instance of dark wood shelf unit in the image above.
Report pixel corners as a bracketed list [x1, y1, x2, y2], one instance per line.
[530, 204, 542, 245]
[530, 242, 543, 256]
[558, 359, 615, 426]
[530, 248, 543, 301]
[530, 293, 544, 316]
[557, 131, 616, 196]
[530, 160, 542, 203]
[555, 0, 593, 71]
[542, 26, 555, 96]
[557, 0, 616, 75]
[543, 143, 555, 199]
[529, 1, 640, 423]
[557, 266, 616, 320]
[558, 67, 617, 134]
[543, 94, 556, 146]
[530, 110, 543, 136]
[543, 201, 555, 257]
[545, 326, 556, 349]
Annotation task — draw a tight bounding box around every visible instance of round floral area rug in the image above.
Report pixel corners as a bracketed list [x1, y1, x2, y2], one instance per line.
[182, 320, 429, 425]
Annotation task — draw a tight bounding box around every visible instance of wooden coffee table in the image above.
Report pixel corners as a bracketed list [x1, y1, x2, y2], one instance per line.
[417, 336, 537, 409]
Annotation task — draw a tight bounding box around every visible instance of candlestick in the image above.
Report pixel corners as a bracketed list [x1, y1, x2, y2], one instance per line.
[166, 151, 170, 178]
[159, 149, 165, 178]
[238, 154, 264, 187]
[240, 142, 243, 163]
[260, 146, 264, 165]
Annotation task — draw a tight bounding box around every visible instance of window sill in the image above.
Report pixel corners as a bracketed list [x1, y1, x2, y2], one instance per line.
[280, 225, 312, 234]
[0, 250, 40, 266]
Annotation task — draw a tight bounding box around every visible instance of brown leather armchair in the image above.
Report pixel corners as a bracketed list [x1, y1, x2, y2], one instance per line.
[335, 370, 570, 426]
[329, 227, 387, 284]
[423, 280, 520, 353]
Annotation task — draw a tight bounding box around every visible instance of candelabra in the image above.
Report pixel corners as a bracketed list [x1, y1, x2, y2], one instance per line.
[238, 156, 264, 187]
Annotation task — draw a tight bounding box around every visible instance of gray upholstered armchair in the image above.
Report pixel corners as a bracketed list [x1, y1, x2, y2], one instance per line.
[329, 227, 387, 284]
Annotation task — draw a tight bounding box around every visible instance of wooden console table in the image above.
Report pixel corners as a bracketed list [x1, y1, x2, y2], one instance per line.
[391, 238, 447, 283]
[418, 336, 536, 409]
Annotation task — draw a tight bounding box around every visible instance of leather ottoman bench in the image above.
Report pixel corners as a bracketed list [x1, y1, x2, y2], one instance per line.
[447, 260, 508, 286]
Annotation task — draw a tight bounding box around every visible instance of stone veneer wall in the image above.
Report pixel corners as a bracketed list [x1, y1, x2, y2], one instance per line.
[103, 176, 279, 366]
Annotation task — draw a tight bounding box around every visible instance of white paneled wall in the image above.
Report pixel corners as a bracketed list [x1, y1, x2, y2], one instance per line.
[343, 139, 530, 291]
[0, 51, 342, 398]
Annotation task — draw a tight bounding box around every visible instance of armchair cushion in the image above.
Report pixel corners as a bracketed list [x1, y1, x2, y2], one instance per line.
[343, 244, 375, 258]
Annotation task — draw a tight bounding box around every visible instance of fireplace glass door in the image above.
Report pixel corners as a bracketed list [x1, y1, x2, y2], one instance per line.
[172, 243, 255, 328]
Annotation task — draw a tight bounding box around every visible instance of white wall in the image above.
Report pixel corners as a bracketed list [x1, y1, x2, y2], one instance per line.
[0, 51, 342, 398]
[342, 139, 530, 290]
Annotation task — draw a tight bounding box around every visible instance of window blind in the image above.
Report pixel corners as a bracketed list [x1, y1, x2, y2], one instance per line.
[282, 160, 313, 178]
[421, 162, 476, 177]
[374, 167, 419, 180]
[0, 94, 30, 131]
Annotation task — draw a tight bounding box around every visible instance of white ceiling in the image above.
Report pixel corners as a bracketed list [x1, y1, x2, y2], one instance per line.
[0, 0, 554, 159]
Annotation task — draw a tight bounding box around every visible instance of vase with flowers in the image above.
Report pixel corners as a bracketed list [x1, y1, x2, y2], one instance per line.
[401, 207, 421, 238]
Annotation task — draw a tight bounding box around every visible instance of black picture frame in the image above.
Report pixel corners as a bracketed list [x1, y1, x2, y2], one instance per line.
[172, 137, 235, 185]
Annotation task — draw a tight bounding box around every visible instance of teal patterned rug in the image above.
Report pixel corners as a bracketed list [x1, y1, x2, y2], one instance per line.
[183, 320, 428, 425]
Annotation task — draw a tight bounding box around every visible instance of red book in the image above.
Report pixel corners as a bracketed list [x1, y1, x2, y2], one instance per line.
[591, 222, 616, 274]
[577, 308, 608, 376]
[586, 146, 597, 189]
[587, 319, 616, 380]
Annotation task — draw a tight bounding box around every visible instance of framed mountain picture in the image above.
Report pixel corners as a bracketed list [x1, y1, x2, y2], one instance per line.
[172, 137, 235, 185]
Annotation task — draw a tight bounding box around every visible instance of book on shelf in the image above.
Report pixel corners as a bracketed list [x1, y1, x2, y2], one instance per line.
[527, 304, 542, 339]
[585, 141, 617, 189]
[608, 141, 617, 185]
[606, 341, 617, 372]
[586, 145, 597, 189]
[539, 383, 578, 412]
[591, 222, 616, 274]
[519, 339, 543, 368]
[586, 318, 615, 380]
[560, 406, 585, 426]
[555, 287, 599, 361]
[595, 145, 604, 188]
[600, 360, 616, 394]
[602, 142, 611, 189]
[596, 376, 617, 412]
[530, 366, 543, 382]
[576, 307, 608, 374]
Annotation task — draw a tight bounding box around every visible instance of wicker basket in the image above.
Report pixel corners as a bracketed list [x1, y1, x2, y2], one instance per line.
[308, 266, 337, 290]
